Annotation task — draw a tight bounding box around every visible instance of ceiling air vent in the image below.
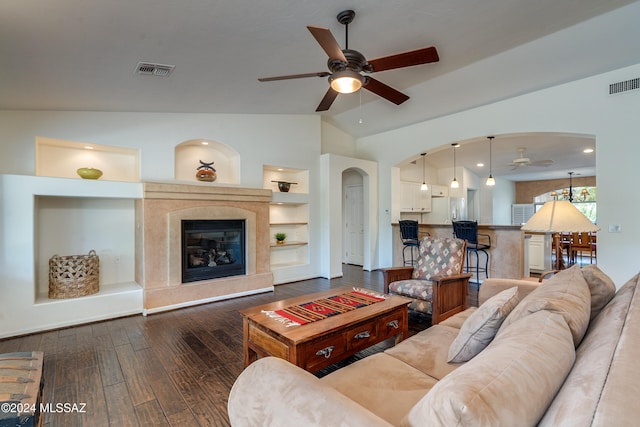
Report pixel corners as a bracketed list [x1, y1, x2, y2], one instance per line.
[609, 77, 639, 95]
[135, 62, 175, 77]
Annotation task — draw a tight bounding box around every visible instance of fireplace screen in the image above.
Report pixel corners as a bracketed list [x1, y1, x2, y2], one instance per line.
[181, 219, 246, 283]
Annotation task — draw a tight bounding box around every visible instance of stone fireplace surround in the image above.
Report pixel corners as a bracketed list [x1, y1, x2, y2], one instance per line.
[137, 182, 273, 313]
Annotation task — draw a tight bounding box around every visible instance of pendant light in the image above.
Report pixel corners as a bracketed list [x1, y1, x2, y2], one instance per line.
[563, 171, 575, 202]
[486, 136, 496, 186]
[420, 153, 428, 191]
[450, 143, 460, 189]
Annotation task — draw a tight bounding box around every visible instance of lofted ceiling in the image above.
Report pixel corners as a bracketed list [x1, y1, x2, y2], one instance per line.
[2, 0, 639, 180]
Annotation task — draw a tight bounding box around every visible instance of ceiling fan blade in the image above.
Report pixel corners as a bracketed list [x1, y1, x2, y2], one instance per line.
[307, 26, 348, 63]
[530, 160, 554, 167]
[363, 77, 409, 105]
[258, 72, 330, 82]
[368, 46, 439, 72]
[316, 88, 339, 112]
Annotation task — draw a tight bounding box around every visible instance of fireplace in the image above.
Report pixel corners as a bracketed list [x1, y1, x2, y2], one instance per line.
[181, 219, 246, 283]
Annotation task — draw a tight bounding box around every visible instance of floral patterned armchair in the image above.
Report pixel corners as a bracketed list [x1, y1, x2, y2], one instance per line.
[383, 236, 472, 324]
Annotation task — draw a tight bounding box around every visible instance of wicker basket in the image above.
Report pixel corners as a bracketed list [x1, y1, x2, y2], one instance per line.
[48, 250, 100, 299]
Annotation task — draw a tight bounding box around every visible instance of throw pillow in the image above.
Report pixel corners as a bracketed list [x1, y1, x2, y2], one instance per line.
[498, 264, 591, 347]
[447, 286, 520, 363]
[581, 264, 616, 321]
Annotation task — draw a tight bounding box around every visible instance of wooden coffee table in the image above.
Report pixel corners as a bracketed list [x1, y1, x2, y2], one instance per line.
[240, 287, 411, 373]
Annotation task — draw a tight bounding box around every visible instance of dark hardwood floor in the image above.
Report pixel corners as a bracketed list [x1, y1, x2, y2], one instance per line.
[0, 265, 478, 426]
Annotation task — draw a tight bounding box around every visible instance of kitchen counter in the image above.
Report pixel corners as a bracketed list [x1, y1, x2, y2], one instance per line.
[392, 223, 525, 279]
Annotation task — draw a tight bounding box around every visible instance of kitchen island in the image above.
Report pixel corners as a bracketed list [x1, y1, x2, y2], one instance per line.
[392, 223, 525, 280]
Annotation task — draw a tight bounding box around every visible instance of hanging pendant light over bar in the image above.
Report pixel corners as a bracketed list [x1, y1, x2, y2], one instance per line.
[486, 136, 496, 186]
[420, 152, 428, 191]
[450, 143, 460, 189]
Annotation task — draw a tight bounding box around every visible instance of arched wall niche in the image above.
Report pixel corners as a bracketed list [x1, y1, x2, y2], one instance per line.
[175, 139, 240, 184]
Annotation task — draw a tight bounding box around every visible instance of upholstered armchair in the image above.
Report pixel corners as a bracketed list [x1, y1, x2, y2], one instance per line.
[383, 236, 472, 324]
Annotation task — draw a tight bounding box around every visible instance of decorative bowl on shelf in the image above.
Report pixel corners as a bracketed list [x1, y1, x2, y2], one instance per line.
[77, 167, 103, 180]
[271, 181, 297, 192]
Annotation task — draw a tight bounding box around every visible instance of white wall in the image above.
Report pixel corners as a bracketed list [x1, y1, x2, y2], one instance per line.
[357, 63, 640, 285]
[485, 178, 516, 225]
[321, 121, 356, 157]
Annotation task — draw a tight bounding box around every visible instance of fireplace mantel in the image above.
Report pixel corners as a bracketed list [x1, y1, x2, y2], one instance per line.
[137, 182, 273, 313]
[143, 182, 272, 202]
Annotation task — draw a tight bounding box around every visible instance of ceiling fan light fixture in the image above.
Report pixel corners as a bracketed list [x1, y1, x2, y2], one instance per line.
[329, 70, 364, 94]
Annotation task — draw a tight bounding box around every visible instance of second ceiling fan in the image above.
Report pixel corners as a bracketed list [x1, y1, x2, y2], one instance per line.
[258, 10, 440, 112]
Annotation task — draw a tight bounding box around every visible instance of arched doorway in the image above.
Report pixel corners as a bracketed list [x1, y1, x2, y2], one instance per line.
[343, 168, 365, 266]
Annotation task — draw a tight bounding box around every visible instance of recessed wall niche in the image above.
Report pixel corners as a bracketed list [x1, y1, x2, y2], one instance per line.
[36, 136, 140, 182]
[175, 139, 240, 184]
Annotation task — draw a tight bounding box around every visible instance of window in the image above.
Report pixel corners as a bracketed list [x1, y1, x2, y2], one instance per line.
[534, 186, 597, 223]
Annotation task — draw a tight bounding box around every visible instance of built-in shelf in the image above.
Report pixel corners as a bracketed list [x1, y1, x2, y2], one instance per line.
[270, 241, 308, 248]
[36, 136, 140, 182]
[35, 281, 142, 305]
[263, 165, 312, 284]
[0, 174, 144, 339]
[271, 192, 309, 204]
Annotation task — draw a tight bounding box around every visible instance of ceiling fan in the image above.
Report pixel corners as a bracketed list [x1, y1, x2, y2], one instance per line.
[257, 9, 439, 112]
[509, 147, 554, 169]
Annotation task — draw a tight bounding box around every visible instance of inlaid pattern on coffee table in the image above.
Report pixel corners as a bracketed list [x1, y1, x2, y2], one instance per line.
[240, 287, 411, 372]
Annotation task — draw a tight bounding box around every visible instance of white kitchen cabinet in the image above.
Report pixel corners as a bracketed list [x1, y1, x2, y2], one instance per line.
[399, 181, 431, 213]
[430, 184, 449, 197]
[527, 233, 552, 272]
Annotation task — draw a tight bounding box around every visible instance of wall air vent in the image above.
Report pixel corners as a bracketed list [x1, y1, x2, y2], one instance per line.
[609, 77, 639, 95]
[135, 62, 175, 77]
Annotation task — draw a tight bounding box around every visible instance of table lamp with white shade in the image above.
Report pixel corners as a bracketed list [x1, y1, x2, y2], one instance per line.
[521, 200, 600, 270]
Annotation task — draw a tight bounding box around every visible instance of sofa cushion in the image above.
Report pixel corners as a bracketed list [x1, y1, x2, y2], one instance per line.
[479, 278, 540, 305]
[438, 307, 477, 330]
[412, 237, 465, 280]
[321, 353, 438, 426]
[402, 310, 576, 427]
[498, 264, 591, 346]
[538, 273, 638, 426]
[384, 324, 463, 380]
[228, 357, 393, 427]
[581, 264, 616, 321]
[447, 286, 520, 363]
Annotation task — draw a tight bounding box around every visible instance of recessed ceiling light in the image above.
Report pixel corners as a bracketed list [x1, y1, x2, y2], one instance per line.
[201, 141, 209, 145]
[477, 163, 484, 167]
[84, 146, 94, 150]
[277, 168, 284, 171]
[583, 148, 594, 153]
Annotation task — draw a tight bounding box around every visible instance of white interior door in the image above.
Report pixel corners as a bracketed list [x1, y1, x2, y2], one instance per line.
[344, 185, 364, 266]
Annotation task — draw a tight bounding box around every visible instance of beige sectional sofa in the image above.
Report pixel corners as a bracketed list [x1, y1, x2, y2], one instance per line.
[228, 265, 640, 426]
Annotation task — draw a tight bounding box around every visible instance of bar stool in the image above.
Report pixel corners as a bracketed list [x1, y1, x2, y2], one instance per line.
[399, 220, 420, 266]
[452, 220, 491, 285]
